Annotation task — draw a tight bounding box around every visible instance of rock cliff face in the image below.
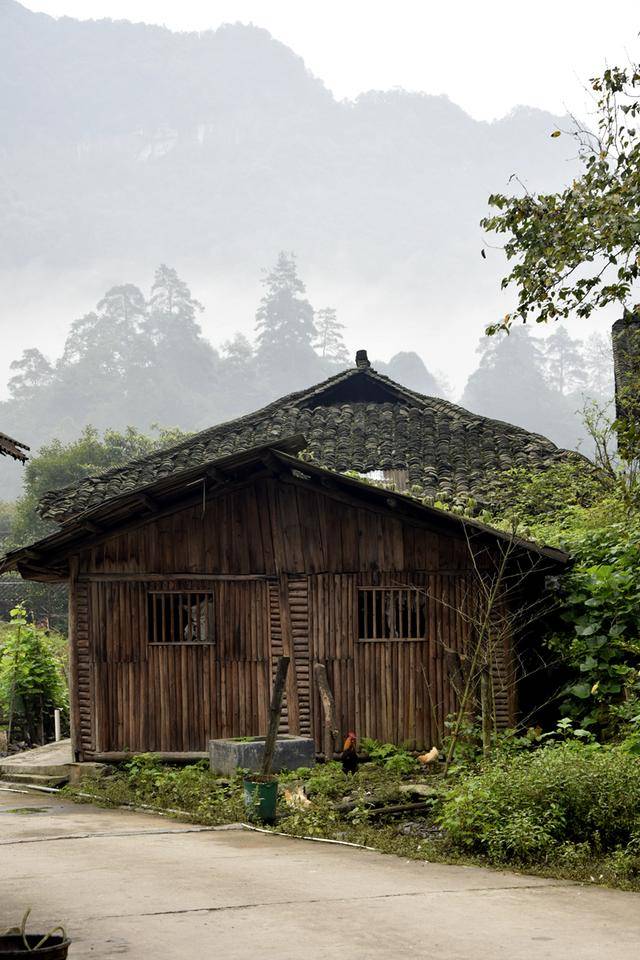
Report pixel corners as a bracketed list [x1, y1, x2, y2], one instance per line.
[612, 314, 640, 449]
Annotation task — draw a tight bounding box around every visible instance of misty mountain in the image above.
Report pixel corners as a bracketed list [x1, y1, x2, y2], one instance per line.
[0, 1, 599, 505]
[1, 1, 577, 282]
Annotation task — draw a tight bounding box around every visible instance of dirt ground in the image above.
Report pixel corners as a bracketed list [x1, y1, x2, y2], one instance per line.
[1, 786, 639, 959]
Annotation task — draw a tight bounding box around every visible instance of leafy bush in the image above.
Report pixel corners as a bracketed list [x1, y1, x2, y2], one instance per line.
[440, 742, 640, 865]
[360, 737, 418, 775]
[546, 517, 640, 732]
[73, 754, 246, 824]
[0, 605, 68, 740]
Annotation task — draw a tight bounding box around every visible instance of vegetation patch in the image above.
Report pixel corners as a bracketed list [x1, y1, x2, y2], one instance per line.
[65, 736, 640, 892]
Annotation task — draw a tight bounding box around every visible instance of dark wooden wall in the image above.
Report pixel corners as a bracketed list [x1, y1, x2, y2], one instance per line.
[70, 478, 517, 759]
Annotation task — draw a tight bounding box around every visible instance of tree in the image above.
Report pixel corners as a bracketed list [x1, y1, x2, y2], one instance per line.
[542, 328, 587, 396]
[221, 333, 254, 370]
[255, 252, 317, 364]
[314, 308, 349, 365]
[583, 332, 615, 401]
[0, 605, 68, 744]
[461, 327, 581, 448]
[8, 349, 54, 402]
[62, 284, 147, 375]
[8, 424, 189, 548]
[146, 265, 204, 347]
[482, 62, 640, 333]
[144, 265, 218, 422]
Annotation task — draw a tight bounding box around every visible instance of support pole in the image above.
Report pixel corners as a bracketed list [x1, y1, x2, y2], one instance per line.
[54, 709, 61, 743]
[261, 656, 290, 776]
[314, 662, 339, 761]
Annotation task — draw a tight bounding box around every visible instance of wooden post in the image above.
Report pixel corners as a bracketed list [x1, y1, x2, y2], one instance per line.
[68, 557, 81, 761]
[261, 656, 290, 776]
[480, 664, 492, 757]
[314, 662, 339, 760]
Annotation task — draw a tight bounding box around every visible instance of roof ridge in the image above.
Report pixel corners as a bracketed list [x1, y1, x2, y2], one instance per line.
[36, 362, 573, 522]
[36, 364, 364, 511]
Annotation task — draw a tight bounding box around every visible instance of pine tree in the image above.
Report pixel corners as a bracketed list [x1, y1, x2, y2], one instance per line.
[542, 327, 587, 395]
[461, 327, 583, 448]
[144, 265, 217, 423]
[314, 307, 349, 365]
[146, 265, 204, 346]
[255, 252, 316, 363]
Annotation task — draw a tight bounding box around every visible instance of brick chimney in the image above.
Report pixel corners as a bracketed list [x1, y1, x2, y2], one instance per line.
[612, 312, 640, 455]
[355, 349, 370, 369]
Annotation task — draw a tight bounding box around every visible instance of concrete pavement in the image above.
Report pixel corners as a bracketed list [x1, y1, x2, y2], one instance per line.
[0, 787, 638, 959]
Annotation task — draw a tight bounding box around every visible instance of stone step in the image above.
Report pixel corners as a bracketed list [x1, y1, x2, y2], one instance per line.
[0, 771, 68, 788]
[0, 763, 72, 778]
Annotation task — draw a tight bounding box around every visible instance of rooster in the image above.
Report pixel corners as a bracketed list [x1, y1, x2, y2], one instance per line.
[341, 731, 359, 775]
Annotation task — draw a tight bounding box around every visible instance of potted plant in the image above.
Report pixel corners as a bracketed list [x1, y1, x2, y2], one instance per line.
[242, 656, 289, 824]
[0, 910, 70, 958]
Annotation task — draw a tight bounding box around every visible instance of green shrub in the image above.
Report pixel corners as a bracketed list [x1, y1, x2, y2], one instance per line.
[73, 754, 246, 825]
[0, 605, 68, 739]
[360, 737, 418, 775]
[439, 742, 640, 864]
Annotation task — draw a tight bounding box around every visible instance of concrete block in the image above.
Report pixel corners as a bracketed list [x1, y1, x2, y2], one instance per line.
[209, 736, 316, 776]
[67, 762, 109, 786]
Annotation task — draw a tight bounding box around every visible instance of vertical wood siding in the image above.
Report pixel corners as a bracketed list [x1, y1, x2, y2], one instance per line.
[75, 477, 523, 756]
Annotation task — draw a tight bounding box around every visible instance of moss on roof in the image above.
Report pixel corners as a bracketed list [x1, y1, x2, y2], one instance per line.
[37, 364, 582, 523]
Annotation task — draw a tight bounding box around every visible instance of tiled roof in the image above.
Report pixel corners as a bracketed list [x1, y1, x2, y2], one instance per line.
[38, 364, 581, 523]
[0, 431, 29, 462]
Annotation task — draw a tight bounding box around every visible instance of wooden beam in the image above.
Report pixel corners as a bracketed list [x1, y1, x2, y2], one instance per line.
[206, 466, 229, 484]
[94, 751, 209, 762]
[22, 549, 41, 560]
[68, 557, 81, 762]
[78, 572, 271, 583]
[138, 493, 159, 513]
[261, 452, 284, 477]
[82, 520, 102, 534]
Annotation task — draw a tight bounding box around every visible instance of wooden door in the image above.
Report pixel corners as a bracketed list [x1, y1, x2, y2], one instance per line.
[268, 576, 311, 736]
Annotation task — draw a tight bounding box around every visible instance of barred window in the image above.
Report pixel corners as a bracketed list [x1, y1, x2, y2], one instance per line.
[358, 587, 426, 641]
[147, 591, 215, 645]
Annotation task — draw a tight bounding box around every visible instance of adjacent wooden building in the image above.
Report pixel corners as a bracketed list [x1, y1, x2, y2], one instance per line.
[1, 435, 568, 762]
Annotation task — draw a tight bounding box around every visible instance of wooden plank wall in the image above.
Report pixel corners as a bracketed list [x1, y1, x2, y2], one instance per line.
[309, 571, 485, 750]
[74, 477, 524, 755]
[86, 579, 271, 754]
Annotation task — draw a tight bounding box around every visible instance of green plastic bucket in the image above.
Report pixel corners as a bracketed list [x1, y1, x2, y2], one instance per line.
[243, 776, 278, 823]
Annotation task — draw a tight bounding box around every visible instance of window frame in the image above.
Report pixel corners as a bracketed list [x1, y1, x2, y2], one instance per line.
[357, 586, 427, 642]
[147, 589, 216, 646]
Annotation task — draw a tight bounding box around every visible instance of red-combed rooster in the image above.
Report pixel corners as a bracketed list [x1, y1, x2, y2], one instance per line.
[341, 731, 358, 775]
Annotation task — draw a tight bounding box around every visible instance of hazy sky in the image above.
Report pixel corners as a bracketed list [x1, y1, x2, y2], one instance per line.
[22, 0, 640, 121]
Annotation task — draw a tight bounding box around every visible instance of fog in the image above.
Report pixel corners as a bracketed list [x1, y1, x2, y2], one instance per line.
[0, 0, 626, 499]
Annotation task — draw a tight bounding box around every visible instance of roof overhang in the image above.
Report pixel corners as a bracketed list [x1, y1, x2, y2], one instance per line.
[0, 433, 570, 581]
[0, 432, 29, 462]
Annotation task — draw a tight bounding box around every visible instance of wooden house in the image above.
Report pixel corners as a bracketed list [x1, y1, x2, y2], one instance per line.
[1, 435, 568, 762]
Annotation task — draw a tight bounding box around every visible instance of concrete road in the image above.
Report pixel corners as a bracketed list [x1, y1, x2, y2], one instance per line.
[0, 788, 638, 959]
